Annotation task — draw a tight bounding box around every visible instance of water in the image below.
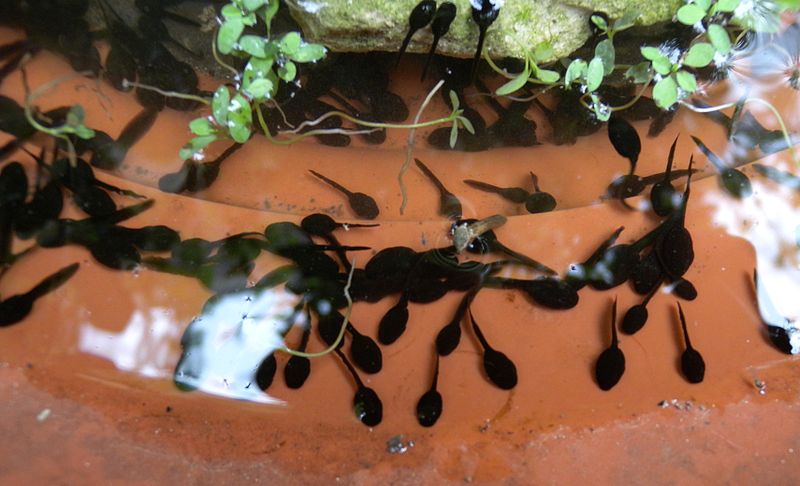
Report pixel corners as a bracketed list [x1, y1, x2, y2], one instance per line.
[1, 1, 800, 481]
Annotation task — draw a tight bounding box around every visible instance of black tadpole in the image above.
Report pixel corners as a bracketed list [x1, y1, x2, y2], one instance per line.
[284, 317, 312, 389]
[691, 135, 752, 199]
[595, 298, 626, 391]
[396, 0, 437, 67]
[301, 213, 378, 237]
[347, 322, 382, 374]
[421, 2, 457, 81]
[335, 349, 383, 427]
[436, 289, 478, 356]
[0, 262, 80, 327]
[469, 309, 517, 390]
[677, 302, 705, 384]
[378, 293, 410, 345]
[525, 172, 557, 214]
[416, 353, 443, 427]
[415, 158, 462, 219]
[655, 156, 695, 280]
[470, 0, 502, 81]
[607, 115, 641, 175]
[254, 353, 277, 391]
[463, 178, 529, 204]
[621, 279, 661, 335]
[308, 170, 380, 220]
[650, 135, 680, 217]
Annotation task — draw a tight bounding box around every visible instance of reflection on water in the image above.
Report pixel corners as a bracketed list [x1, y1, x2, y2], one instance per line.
[705, 168, 800, 353]
[79, 306, 181, 379]
[172, 287, 299, 404]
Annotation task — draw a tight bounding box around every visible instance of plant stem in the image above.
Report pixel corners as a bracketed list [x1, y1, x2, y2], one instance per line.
[400, 79, 445, 214]
[280, 258, 356, 358]
[121, 80, 211, 105]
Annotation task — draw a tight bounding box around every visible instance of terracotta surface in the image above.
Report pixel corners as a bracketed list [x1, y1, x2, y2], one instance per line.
[2, 25, 800, 484]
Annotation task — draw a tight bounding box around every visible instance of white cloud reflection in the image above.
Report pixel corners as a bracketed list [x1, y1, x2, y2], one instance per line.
[79, 287, 302, 404]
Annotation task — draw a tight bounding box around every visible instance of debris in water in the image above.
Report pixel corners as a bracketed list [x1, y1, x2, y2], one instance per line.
[755, 379, 767, 395]
[36, 408, 51, 422]
[386, 435, 415, 454]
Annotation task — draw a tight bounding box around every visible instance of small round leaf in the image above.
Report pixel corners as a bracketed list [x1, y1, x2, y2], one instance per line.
[684, 42, 715, 68]
[653, 75, 679, 109]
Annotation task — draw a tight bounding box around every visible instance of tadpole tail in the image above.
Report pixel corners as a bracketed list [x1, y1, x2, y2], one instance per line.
[497, 242, 557, 275]
[28, 262, 80, 299]
[419, 35, 440, 81]
[309, 169, 351, 195]
[395, 31, 414, 68]
[470, 28, 488, 83]
[415, 158, 449, 194]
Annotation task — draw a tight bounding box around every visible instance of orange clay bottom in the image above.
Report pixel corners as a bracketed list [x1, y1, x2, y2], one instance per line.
[1, 27, 800, 483]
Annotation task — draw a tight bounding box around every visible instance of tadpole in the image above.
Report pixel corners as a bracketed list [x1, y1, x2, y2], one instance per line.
[671, 278, 697, 301]
[621, 280, 660, 335]
[650, 135, 680, 217]
[335, 349, 383, 427]
[0, 262, 79, 327]
[676, 302, 705, 383]
[608, 115, 641, 175]
[463, 179, 529, 204]
[90, 107, 158, 170]
[655, 156, 695, 280]
[421, 2, 457, 81]
[470, 0, 502, 80]
[595, 298, 625, 391]
[416, 353, 443, 427]
[347, 322, 382, 374]
[469, 309, 517, 389]
[691, 135, 752, 199]
[396, 0, 436, 67]
[415, 158, 462, 219]
[308, 170, 380, 220]
[378, 293, 410, 345]
[525, 172, 556, 214]
[254, 353, 277, 391]
[436, 289, 478, 356]
[284, 317, 312, 389]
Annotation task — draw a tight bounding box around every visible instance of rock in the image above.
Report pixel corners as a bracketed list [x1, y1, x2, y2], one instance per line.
[285, 0, 682, 61]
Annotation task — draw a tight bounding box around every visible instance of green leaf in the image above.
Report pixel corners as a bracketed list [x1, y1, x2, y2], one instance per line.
[279, 32, 302, 56]
[245, 78, 273, 99]
[449, 90, 460, 111]
[212, 86, 230, 125]
[653, 75, 679, 108]
[676, 4, 707, 25]
[449, 123, 458, 149]
[460, 116, 475, 135]
[612, 11, 638, 31]
[278, 61, 297, 82]
[640, 46, 662, 61]
[696, 0, 713, 10]
[180, 135, 217, 160]
[564, 59, 588, 87]
[227, 94, 252, 144]
[586, 57, 604, 91]
[684, 42, 715, 67]
[652, 56, 673, 75]
[537, 68, 560, 84]
[708, 24, 731, 54]
[243, 0, 267, 11]
[261, 0, 280, 26]
[217, 18, 244, 55]
[74, 125, 95, 140]
[624, 62, 652, 83]
[221, 4, 243, 20]
[190, 117, 214, 136]
[291, 43, 327, 63]
[595, 39, 615, 76]
[241, 12, 257, 26]
[238, 35, 269, 57]
[714, 0, 740, 13]
[590, 14, 608, 32]
[496, 66, 531, 95]
[247, 57, 275, 77]
[676, 70, 698, 92]
[533, 43, 554, 63]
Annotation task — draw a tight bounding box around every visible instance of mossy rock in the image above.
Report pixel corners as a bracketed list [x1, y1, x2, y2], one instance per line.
[285, 0, 682, 61]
